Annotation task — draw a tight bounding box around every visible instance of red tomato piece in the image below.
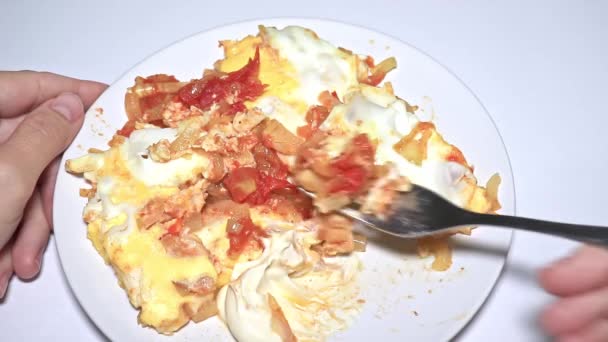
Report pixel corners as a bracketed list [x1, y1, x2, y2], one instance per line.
[223, 167, 259, 203]
[446, 146, 467, 165]
[178, 48, 266, 115]
[116, 120, 136, 137]
[252, 144, 288, 180]
[328, 134, 376, 194]
[328, 166, 367, 193]
[247, 173, 294, 205]
[226, 216, 268, 257]
[223, 166, 294, 206]
[165, 217, 184, 237]
[297, 104, 332, 138]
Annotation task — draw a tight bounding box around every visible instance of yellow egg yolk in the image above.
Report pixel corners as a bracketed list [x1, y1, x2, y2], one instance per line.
[215, 35, 308, 114]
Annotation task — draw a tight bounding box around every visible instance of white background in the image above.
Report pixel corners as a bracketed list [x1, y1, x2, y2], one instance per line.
[1, 1, 606, 341]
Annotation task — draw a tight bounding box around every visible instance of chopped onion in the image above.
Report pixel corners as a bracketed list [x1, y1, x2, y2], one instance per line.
[173, 275, 215, 295]
[137, 198, 171, 230]
[182, 294, 218, 323]
[183, 212, 204, 233]
[365, 57, 397, 86]
[324, 214, 354, 231]
[161, 233, 209, 258]
[485, 173, 502, 212]
[262, 119, 303, 155]
[393, 122, 435, 166]
[268, 294, 297, 342]
[148, 139, 171, 163]
[353, 233, 367, 252]
[416, 237, 452, 272]
[311, 158, 334, 178]
[315, 194, 351, 213]
[318, 227, 351, 243]
[156, 81, 187, 93]
[124, 91, 141, 120]
[170, 123, 200, 155]
[223, 167, 258, 202]
[233, 109, 266, 133]
[294, 169, 326, 193]
[198, 151, 226, 183]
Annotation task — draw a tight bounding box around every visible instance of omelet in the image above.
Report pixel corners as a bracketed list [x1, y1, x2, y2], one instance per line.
[66, 25, 500, 340]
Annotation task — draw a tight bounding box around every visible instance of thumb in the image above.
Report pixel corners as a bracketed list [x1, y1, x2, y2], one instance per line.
[0, 92, 84, 248]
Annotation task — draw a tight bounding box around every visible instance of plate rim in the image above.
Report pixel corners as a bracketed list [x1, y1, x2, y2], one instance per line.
[53, 16, 516, 342]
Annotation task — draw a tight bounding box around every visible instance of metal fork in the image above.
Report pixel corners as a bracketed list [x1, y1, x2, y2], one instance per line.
[302, 185, 608, 245]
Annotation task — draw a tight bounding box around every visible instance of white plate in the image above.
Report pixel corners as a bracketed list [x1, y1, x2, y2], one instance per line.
[54, 18, 515, 342]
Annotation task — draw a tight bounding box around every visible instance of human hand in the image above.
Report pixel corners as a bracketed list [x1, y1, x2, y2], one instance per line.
[540, 245, 608, 342]
[0, 71, 107, 298]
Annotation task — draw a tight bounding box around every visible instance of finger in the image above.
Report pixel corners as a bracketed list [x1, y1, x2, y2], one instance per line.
[541, 286, 608, 335]
[0, 116, 25, 143]
[0, 93, 84, 249]
[540, 246, 608, 296]
[40, 157, 60, 226]
[0, 243, 13, 299]
[12, 190, 50, 280]
[0, 70, 107, 117]
[559, 320, 608, 342]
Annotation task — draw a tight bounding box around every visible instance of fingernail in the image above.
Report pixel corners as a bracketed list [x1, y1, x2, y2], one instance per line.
[0, 273, 9, 298]
[34, 249, 43, 272]
[50, 92, 84, 122]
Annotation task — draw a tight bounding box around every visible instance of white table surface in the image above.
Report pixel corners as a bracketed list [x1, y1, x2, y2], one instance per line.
[1, 1, 606, 341]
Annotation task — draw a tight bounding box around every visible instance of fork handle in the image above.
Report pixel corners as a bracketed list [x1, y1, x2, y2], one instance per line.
[461, 212, 608, 246]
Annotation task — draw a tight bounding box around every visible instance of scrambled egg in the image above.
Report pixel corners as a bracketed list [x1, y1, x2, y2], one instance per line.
[68, 128, 221, 332]
[217, 27, 497, 215]
[217, 26, 361, 134]
[66, 24, 500, 340]
[68, 125, 328, 335]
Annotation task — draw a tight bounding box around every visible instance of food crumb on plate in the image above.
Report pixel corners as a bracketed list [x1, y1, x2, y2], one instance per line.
[453, 312, 468, 321]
